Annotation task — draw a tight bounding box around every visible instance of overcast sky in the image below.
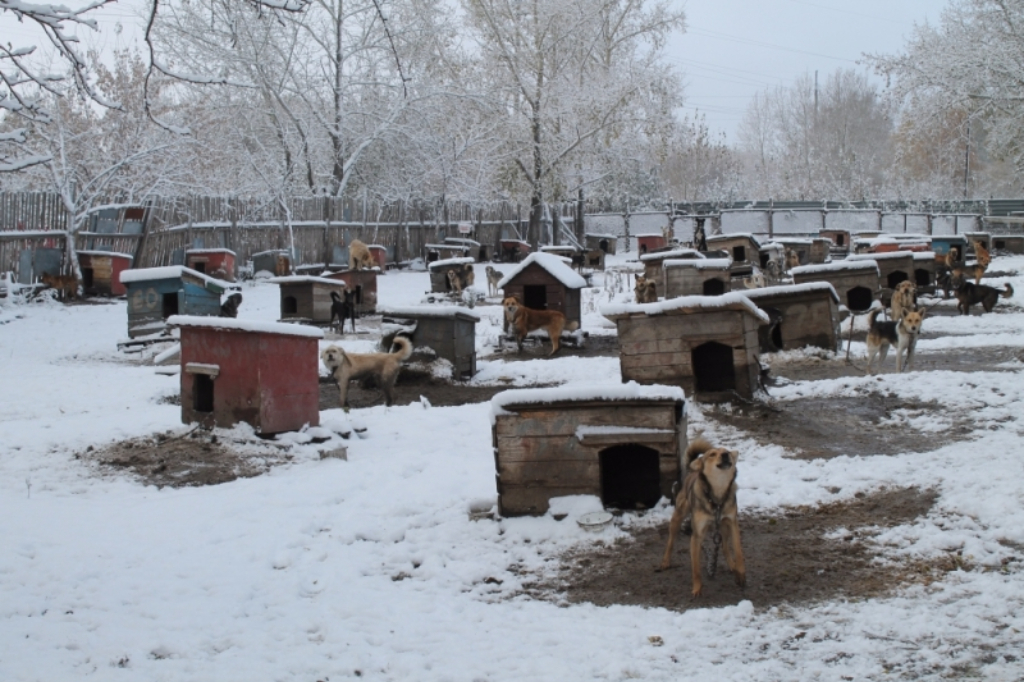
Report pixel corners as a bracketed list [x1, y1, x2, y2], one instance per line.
[669, 0, 946, 143]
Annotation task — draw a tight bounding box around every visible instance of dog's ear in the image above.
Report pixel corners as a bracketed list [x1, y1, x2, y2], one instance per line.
[688, 455, 704, 472]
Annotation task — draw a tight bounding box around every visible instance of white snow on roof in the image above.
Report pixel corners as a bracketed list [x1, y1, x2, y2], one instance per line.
[768, 238, 815, 245]
[119, 266, 234, 289]
[913, 251, 938, 261]
[444, 238, 480, 246]
[496, 252, 587, 289]
[251, 249, 290, 257]
[707, 233, 762, 247]
[167, 315, 324, 338]
[847, 252, 915, 262]
[740, 281, 840, 304]
[77, 250, 133, 259]
[662, 258, 732, 270]
[585, 232, 617, 239]
[491, 381, 685, 419]
[602, 292, 771, 323]
[791, 260, 880, 276]
[427, 257, 475, 271]
[378, 305, 481, 321]
[639, 248, 704, 262]
[186, 248, 237, 255]
[266, 275, 348, 287]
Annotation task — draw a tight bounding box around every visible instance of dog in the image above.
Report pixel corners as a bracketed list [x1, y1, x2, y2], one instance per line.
[953, 262, 987, 286]
[784, 248, 801, 272]
[39, 272, 79, 301]
[502, 296, 578, 356]
[485, 265, 504, 298]
[952, 274, 1014, 315]
[659, 437, 745, 598]
[329, 289, 357, 333]
[889, 280, 917, 322]
[320, 336, 412, 408]
[742, 269, 766, 289]
[865, 306, 926, 373]
[973, 240, 992, 269]
[219, 292, 242, 318]
[634, 275, 657, 303]
[348, 239, 375, 271]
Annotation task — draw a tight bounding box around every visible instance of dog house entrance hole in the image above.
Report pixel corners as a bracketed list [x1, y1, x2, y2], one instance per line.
[846, 286, 873, 312]
[162, 292, 179, 317]
[82, 267, 94, 289]
[599, 238, 610, 253]
[282, 295, 298, 315]
[193, 261, 207, 274]
[702, 279, 726, 296]
[995, 239, 1006, 250]
[692, 341, 736, 392]
[836, 234, 846, 247]
[427, 250, 439, 263]
[599, 444, 662, 510]
[523, 284, 547, 310]
[193, 374, 214, 413]
[914, 268, 931, 287]
[887, 270, 909, 289]
[732, 245, 746, 262]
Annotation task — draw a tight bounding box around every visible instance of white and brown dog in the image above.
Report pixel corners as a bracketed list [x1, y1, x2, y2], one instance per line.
[485, 265, 504, 298]
[865, 306, 926, 374]
[321, 336, 412, 407]
[348, 239, 375, 271]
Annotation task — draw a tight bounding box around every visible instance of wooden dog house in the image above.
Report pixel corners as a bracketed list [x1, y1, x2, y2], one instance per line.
[379, 305, 479, 380]
[771, 237, 831, 265]
[993, 235, 1024, 254]
[252, 249, 292, 277]
[846, 251, 914, 304]
[497, 252, 586, 327]
[930, 236, 968, 263]
[499, 239, 531, 263]
[424, 242, 471, 264]
[78, 250, 132, 296]
[705, 234, 761, 274]
[790, 260, 881, 313]
[602, 294, 769, 401]
[585, 232, 618, 255]
[268, 275, 351, 324]
[186, 248, 237, 282]
[490, 382, 687, 516]
[445, 237, 488, 262]
[170, 315, 322, 434]
[428, 257, 476, 294]
[820, 229, 851, 252]
[912, 251, 938, 293]
[323, 268, 378, 315]
[641, 248, 704, 293]
[120, 266, 232, 338]
[636, 232, 667, 254]
[741, 282, 842, 353]
[663, 258, 733, 297]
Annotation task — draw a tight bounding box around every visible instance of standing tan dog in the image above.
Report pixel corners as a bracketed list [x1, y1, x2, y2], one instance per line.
[866, 307, 926, 373]
[973, 240, 992, 270]
[890, 280, 917, 322]
[321, 336, 412, 407]
[348, 239, 375, 271]
[502, 296, 578, 356]
[660, 437, 745, 598]
[40, 272, 79, 301]
[634, 275, 657, 303]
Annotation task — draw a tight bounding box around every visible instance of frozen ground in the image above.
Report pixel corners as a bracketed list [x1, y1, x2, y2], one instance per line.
[1, 255, 1023, 681]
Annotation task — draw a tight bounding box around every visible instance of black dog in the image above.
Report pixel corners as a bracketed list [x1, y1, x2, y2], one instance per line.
[952, 274, 1014, 315]
[219, 292, 242, 318]
[330, 289, 357, 333]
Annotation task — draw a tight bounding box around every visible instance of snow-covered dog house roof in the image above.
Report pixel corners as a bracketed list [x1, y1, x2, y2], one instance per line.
[267, 275, 352, 324]
[603, 293, 769, 401]
[498, 252, 587, 326]
[790, 260, 881, 313]
[639, 248, 707, 292]
[846, 252, 915, 291]
[120, 266, 236, 338]
[662, 258, 734, 298]
[490, 381, 687, 516]
[379, 305, 480, 380]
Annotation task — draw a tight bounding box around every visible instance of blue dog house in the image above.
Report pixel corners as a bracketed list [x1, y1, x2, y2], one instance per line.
[120, 266, 232, 338]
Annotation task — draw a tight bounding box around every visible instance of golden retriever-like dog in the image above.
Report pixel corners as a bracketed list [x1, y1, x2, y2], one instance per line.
[634, 275, 657, 303]
[321, 336, 412, 408]
[890, 280, 917, 322]
[502, 296, 578, 356]
[40, 271, 79, 301]
[348, 239, 375, 271]
[660, 437, 745, 598]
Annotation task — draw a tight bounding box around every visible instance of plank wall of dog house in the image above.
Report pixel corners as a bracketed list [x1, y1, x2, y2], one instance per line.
[121, 266, 228, 338]
[499, 256, 584, 326]
[268, 276, 351, 324]
[790, 260, 881, 313]
[78, 250, 133, 296]
[846, 251, 914, 304]
[741, 282, 842, 353]
[427, 257, 475, 294]
[662, 258, 732, 298]
[640, 248, 703, 294]
[323, 268, 378, 315]
[379, 305, 479, 380]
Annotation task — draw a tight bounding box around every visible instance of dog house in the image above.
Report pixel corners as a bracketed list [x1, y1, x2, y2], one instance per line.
[379, 305, 479, 380]
[774, 237, 832, 264]
[585, 232, 618, 255]
[490, 382, 687, 516]
[424, 242, 471, 264]
[912, 251, 938, 293]
[120, 266, 232, 338]
[847, 251, 914, 304]
[790, 260, 881, 313]
[930, 236, 968, 263]
[636, 232, 667, 254]
[268, 275, 351, 324]
[602, 294, 769, 401]
[741, 282, 842, 353]
[252, 249, 292, 277]
[186, 248, 237, 282]
[641, 248, 704, 293]
[497, 252, 586, 327]
[993, 235, 1024, 254]
[820, 229, 851, 253]
[77, 250, 132, 296]
[428, 257, 476, 294]
[663, 258, 732, 298]
[499, 239, 531, 263]
[170, 315, 322, 434]
[706, 234, 761, 276]
[367, 245, 389, 270]
[444, 237, 488, 262]
[322, 268, 378, 315]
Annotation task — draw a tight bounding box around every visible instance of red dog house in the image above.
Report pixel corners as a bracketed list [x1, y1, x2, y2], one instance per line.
[636, 232, 667, 254]
[170, 315, 323, 434]
[78, 250, 133, 296]
[322, 268, 379, 315]
[186, 248, 237, 282]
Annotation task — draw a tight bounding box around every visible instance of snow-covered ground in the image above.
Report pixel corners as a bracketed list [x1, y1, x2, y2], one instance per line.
[2, 256, 1024, 681]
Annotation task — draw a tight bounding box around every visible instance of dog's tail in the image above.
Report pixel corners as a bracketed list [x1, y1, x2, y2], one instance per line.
[565, 321, 579, 332]
[1001, 284, 1014, 298]
[684, 436, 714, 470]
[330, 290, 341, 302]
[867, 307, 882, 327]
[390, 335, 413, 361]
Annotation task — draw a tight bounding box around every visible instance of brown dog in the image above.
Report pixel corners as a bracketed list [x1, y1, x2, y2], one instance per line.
[40, 272, 79, 301]
[890, 280, 917, 322]
[660, 437, 745, 598]
[502, 296, 578, 356]
[952, 274, 1014, 315]
[348, 239, 375, 271]
[321, 336, 412, 407]
[973, 240, 992, 269]
[866, 307, 926, 373]
[634, 275, 657, 303]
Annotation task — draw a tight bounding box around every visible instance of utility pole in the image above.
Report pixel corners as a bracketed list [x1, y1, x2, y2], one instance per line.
[963, 118, 971, 199]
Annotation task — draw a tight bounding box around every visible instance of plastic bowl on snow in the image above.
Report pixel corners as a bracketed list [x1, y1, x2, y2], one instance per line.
[576, 511, 613, 532]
